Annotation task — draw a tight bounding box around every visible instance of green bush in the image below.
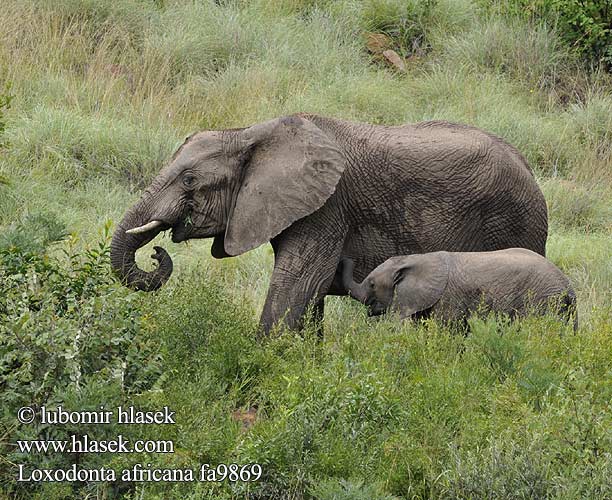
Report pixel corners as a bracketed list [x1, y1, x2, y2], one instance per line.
[0, 215, 162, 403]
[310, 478, 400, 500]
[553, 0, 612, 68]
[479, 0, 612, 69]
[0, 216, 163, 496]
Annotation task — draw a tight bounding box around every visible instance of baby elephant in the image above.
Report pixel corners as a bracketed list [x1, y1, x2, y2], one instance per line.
[341, 249, 577, 329]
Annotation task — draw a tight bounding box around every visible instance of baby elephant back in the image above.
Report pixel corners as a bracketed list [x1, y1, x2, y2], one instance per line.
[446, 248, 576, 327]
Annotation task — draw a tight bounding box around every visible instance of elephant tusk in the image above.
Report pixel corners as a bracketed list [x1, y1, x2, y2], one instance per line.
[126, 220, 165, 235]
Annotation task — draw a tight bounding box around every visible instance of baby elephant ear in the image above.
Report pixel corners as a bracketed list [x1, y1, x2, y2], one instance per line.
[224, 115, 345, 256]
[392, 252, 450, 316]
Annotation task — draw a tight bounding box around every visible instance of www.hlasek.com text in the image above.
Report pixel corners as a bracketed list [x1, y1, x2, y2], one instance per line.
[17, 434, 174, 454]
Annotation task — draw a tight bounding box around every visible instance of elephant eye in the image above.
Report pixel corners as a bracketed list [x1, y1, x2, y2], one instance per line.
[182, 175, 196, 188]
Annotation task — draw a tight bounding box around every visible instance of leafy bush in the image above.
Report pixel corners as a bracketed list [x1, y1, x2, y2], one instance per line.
[552, 0, 612, 68]
[0, 215, 163, 496]
[0, 215, 162, 403]
[479, 0, 612, 69]
[310, 478, 400, 500]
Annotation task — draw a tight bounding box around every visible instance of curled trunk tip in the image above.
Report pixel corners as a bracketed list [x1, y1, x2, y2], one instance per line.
[110, 210, 174, 292]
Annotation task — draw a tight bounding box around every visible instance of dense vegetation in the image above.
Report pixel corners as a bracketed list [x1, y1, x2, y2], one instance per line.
[1, 0, 610, 498]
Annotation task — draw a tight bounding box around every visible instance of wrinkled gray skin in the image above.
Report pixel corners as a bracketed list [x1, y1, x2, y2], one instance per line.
[111, 114, 548, 334]
[341, 249, 577, 329]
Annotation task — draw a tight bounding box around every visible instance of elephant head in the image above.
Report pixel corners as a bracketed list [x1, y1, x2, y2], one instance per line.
[111, 115, 346, 291]
[341, 253, 450, 317]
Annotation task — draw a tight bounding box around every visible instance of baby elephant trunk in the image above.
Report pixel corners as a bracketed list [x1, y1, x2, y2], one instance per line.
[341, 258, 368, 304]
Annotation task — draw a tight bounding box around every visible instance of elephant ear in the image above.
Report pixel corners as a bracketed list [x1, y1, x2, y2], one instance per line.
[392, 252, 450, 316]
[224, 115, 345, 256]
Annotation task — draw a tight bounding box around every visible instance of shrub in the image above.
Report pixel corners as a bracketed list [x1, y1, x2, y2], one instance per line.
[0, 216, 163, 404]
[479, 0, 612, 70]
[0, 216, 163, 495]
[310, 478, 400, 500]
[445, 438, 553, 499]
[553, 0, 612, 69]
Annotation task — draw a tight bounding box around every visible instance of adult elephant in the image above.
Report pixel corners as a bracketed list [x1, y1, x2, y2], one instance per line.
[110, 114, 548, 333]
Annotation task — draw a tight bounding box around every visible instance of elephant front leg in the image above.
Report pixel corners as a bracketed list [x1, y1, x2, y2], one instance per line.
[260, 266, 331, 334]
[259, 226, 347, 335]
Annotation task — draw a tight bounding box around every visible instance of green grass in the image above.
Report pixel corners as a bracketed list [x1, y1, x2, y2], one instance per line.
[0, 0, 611, 498]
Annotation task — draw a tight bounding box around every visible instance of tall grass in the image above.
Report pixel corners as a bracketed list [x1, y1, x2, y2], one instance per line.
[0, 0, 610, 498]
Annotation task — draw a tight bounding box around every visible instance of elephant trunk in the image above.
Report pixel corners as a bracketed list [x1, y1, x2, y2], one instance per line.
[341, 258, 368, 304]
[110, 201, 173, 291]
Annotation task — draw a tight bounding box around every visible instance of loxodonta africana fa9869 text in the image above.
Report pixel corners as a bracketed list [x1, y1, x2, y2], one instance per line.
[110, 114, 548, 334]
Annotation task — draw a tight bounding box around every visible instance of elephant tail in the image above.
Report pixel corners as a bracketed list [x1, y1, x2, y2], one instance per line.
[559, 289, 578, 332]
